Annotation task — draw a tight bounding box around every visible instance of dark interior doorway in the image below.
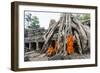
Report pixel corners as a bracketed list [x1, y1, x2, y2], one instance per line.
[38, 42, 44, 50]
[25, 43, 29, 48]
[31, 42, 36, 50]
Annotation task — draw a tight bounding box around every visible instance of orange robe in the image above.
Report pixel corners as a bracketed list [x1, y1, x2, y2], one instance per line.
[66, 35, 74, 55]
[47, 46, 56, 57]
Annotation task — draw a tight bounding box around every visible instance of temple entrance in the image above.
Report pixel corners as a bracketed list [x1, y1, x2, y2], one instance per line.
[25, 43, 29, 48]
[31, 42, 36, 50]
[38, 42, 44, 50]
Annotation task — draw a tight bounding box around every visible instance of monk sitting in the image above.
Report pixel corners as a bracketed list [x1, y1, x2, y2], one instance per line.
[47, 40, 59, 57]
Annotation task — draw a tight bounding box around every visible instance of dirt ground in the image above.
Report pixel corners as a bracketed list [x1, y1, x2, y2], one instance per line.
[24, 50, 90, 62]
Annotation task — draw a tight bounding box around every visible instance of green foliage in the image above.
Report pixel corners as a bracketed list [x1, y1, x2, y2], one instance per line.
[30, 16, 40, 29]
[79, 14, 90, 21]
[25, 13, 40, 29]
[25, 13, 32, 22]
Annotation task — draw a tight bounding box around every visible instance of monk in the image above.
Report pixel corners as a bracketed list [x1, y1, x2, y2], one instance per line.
[47, 41, 57, 57]
[66, 34, 75, 55]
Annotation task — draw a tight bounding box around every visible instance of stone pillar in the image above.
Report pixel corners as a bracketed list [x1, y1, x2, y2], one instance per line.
[29, 42, 31, 50]
[36, 42, 39, 51]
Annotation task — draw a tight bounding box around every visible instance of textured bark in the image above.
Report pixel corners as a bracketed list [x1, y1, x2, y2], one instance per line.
[73, 31, 82, 54]
[71, 16, 88, 53]
[81, 24, 90, 52]
[40, 17, 62, 53]
[40, 13, 90, 57]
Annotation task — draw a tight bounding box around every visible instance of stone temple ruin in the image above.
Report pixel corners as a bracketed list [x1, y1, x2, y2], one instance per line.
[24, 28, 46, 51]
[24, 13, 90, 61]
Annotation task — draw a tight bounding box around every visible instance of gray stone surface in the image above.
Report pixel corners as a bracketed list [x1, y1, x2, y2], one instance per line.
[24, 50, 90, 61]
